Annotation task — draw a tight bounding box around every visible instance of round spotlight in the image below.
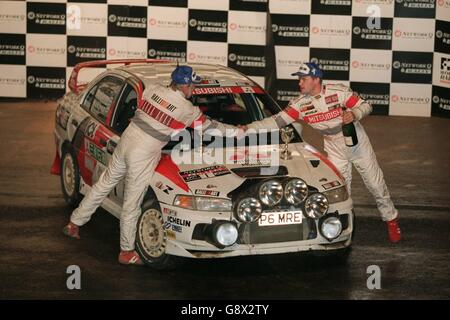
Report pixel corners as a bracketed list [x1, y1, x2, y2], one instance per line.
[213, 222, 238, 247]
[320, 216, 343, 241]
[284, 178, 308, 205]
[305, 193, 329, 219]
[236, 197, 262, 222]
[259, 180, 283, 206]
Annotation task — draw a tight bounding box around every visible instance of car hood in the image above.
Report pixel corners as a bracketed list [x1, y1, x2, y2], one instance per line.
[167, 142, 344, 197]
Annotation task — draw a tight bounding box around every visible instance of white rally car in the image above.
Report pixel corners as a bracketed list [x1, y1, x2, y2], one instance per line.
[52, 59, 354, 269]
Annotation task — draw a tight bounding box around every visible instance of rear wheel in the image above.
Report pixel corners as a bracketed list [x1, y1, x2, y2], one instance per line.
[135, 200, 180, 270]
[60, 147, 82, 207]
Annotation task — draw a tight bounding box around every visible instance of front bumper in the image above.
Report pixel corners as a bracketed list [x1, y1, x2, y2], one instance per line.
[160, 197, 354, 259]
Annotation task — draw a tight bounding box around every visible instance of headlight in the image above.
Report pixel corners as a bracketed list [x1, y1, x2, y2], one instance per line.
[284, 178, 308, 205]
[173, 195, 232, 212]
[304, 193, 329, 219]
[259, 180, 283, 206]
[212, 221, 238, 247]
[323, 186, 349, 204]
[319, 216, 342, 241]
[236, 197, 262, 222]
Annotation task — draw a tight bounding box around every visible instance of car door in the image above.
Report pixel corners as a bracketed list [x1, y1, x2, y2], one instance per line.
[105, 82, 139, 204]
[75, 75, 124, 192]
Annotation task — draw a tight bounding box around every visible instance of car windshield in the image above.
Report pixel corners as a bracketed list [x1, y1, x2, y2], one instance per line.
[163, 87, 302, 150]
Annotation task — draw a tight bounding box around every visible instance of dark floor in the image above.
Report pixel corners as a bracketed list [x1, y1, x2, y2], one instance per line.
[0, 100, 449, 300]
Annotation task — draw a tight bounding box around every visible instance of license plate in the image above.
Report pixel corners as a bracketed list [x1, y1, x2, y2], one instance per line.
[258, 211, 303, 227]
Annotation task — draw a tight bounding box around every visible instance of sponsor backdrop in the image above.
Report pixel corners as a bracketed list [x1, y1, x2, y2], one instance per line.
[0, 0, 449, 117]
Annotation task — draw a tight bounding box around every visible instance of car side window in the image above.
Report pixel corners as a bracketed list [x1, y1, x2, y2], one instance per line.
[112, 84, 137, 134]
[83, 76, 123, 123]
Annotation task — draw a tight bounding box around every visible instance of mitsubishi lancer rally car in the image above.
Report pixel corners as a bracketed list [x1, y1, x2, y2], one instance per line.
[51, 59, 354, 269]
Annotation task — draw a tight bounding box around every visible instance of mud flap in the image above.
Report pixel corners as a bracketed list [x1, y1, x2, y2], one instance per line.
[50, 151, 61, 175]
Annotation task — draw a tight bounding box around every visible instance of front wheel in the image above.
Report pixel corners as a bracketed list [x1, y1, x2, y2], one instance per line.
[135, 200, 180, 270]
[60, 147, 82, 207]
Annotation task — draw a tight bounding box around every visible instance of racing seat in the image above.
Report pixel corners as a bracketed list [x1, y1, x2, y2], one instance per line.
[115, 98, 137, 134]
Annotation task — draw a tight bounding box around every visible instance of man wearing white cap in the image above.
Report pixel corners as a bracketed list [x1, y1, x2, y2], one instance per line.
[242, 62, 401, 243]
[62, 65, 242, 264]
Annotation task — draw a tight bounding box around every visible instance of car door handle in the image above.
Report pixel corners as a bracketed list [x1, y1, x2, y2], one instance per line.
[71, 119, 78, 126]
[99, 138, 107, 147]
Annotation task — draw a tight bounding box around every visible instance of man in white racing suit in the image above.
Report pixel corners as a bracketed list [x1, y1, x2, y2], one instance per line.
[62, 65, 242, 265]
[242, 62, 401, 243]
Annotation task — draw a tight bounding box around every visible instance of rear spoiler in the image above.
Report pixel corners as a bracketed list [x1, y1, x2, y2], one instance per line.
[68, 59, 170, 94]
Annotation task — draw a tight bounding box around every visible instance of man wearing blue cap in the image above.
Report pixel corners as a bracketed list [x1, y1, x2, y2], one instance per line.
[63, 65, 241, 265]
[243, 62, 401, 243]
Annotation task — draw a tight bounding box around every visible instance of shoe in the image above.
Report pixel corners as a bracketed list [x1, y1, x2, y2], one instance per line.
[62, 222, 80, 240]
[386, 218, 401, 243]
[118, 250, 144, 266]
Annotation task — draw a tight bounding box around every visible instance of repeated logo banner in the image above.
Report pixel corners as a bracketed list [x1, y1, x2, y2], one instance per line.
[310, 48, 351, 80]
[351, 17, 393, 50]
[272, 79, 300, 108]
[149, 0, 187, 7]
[148, 39, 187, 62]
[229, 0, 268, 12]
[275, 45, 309, 79]
[350, 49, 392, 83]
[352, 0, 394, 17]
[433, 52, 450, 88]
[350, 81, 390, 115]
[271, 14, 310, 46]
[27, 2, 66, 34]
[435, 19, 450, 54]
[312, 0, 352, 15]
[310, 15, 352, 49]
[389, 83, 432, 116]
[394, 0, 436, 18]
[27, 66, 66, 99]
[431, 85, 450, 117]
[26, 34, 66, 67]
[0, 0, 26, 34]
[0, 65, 26, 98]
[269, 0, 311, 15]
[67, 36, 106, 67]
[107, 5, 147, 38]
[392, 51, 433, 83]
[188, 10, 228, 42]
[0, 34, 26, 65]
[66, 3, 107, 37]
[392, 18, 435, 52]
[228, 44, 266, 77]
[228, 10, 266, 45]
[147, 6, 188, 41]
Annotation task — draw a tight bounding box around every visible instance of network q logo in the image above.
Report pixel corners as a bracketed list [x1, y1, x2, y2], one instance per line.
[391, 95, 399, 102]
[272, 24, 279, 32]
[189, 19, 197, 27]
[436, 30, 443, 38]
[352, 61, 360, 68]
[27, 76, 35, 84]
[433, 95, 440, 104]
[393, 61, 401, 69]
[228, 53, 237, 62]
[353, 27, 361, 35]
[311, 57, 319, 65]
[148, 49, 156, 57]
[109, 15, 117, 23]
[68, 46, 76, 54]
[27, 12, 35, 20]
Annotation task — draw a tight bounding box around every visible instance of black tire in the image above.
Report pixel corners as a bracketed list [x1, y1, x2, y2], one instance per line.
[135, 199, 180, 270]
[60, 147, 82, 207]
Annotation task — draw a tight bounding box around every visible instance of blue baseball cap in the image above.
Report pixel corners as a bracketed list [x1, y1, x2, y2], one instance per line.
[171, 65, 202, 85]
[291, 62, 323, 78]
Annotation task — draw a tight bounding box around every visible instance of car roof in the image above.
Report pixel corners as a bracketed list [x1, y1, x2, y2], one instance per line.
[116, 62, 256, 88]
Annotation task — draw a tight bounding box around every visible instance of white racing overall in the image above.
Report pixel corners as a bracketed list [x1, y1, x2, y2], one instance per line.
[71, 84, 237, 250]
[247, 83, 398, 222]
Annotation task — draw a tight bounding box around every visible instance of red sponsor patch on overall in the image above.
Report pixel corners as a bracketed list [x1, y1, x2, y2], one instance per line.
[325, 94, 339, 104]
[303, 108, 341, 124]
